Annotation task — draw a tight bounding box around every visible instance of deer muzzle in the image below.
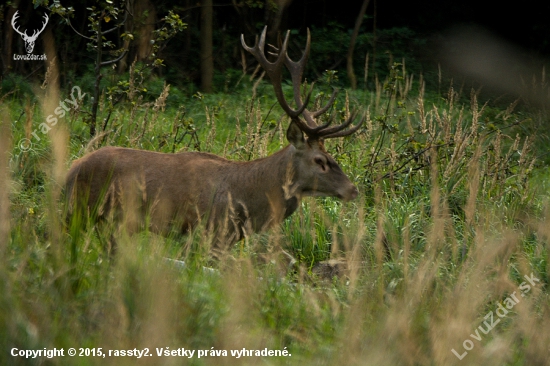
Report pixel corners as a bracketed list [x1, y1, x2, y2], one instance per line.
[338, 183, 359, 202]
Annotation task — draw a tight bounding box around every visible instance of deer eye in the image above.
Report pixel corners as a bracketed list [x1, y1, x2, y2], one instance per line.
[314, 157, 327, 171]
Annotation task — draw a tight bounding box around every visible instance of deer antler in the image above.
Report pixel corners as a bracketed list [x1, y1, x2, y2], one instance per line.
[11, 11, 26, 38]
[241, 26, 364, 140]
[32, 13, 49, 40]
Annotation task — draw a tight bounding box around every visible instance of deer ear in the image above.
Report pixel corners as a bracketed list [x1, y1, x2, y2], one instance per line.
[286, 120, 305, 149]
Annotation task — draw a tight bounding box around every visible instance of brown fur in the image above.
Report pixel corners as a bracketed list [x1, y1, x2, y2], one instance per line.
[65, 123, 358, 253]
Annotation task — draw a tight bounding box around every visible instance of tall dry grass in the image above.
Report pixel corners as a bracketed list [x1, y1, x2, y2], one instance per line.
[1, 59, 549, 366]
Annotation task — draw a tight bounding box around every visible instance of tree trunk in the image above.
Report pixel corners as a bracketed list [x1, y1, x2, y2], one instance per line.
[372, 0, 377, 81]
[119, 0, 153, 73]
[347, 0, 370, 90]
[136, 0, 155, 60]
[200, 0, 213, 93]
[1, 6, 18, 76]
[182, 0, 192, 68]
[118, 0, 134, 72]
[267, 0, 293, 40]
[90, 27, 103, 137]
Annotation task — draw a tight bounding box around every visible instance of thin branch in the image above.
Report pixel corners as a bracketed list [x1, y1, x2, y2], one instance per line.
[103, 11, 129, 35]
[66, 19, 94, 40]
[100, 50, 128, 66]
[366, 131, 456, 182]
[374, 144, 443, 181]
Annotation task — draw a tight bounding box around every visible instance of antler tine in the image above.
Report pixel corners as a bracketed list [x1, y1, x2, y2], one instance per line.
[241, 26, 310, 121]
[312, 88, 338, 118]
[286, 90, 324, 136]
[28, 13, 48, 39]
[283, 28, 310, 94]
[240, 26, 283, 76]
[39, 13, 49, 33]
[282, 29, 319, 128]
[11, 11, 25, 37]
[284, 82, 340, 136]
[31, 13, 48, 38]
[321, 112, 366, 139]
[283, 30, 343, 133]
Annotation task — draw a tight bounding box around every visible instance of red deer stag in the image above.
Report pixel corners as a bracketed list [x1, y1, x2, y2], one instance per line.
[65, 27, 363, 255]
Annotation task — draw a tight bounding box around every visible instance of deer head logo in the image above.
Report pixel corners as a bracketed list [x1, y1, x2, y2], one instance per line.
[11, 11, 49, 54]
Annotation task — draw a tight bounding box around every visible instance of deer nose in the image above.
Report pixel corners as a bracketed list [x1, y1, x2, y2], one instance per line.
[341, 184, 358, 201]
[349, 185, 359, 200]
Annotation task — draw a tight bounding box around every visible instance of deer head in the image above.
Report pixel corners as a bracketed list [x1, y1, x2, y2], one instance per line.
[242, 27, 364, 201]
[12, 11, 49, 54]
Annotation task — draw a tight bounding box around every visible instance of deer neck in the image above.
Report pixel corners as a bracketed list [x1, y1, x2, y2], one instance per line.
[240, 145, 300, 222]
